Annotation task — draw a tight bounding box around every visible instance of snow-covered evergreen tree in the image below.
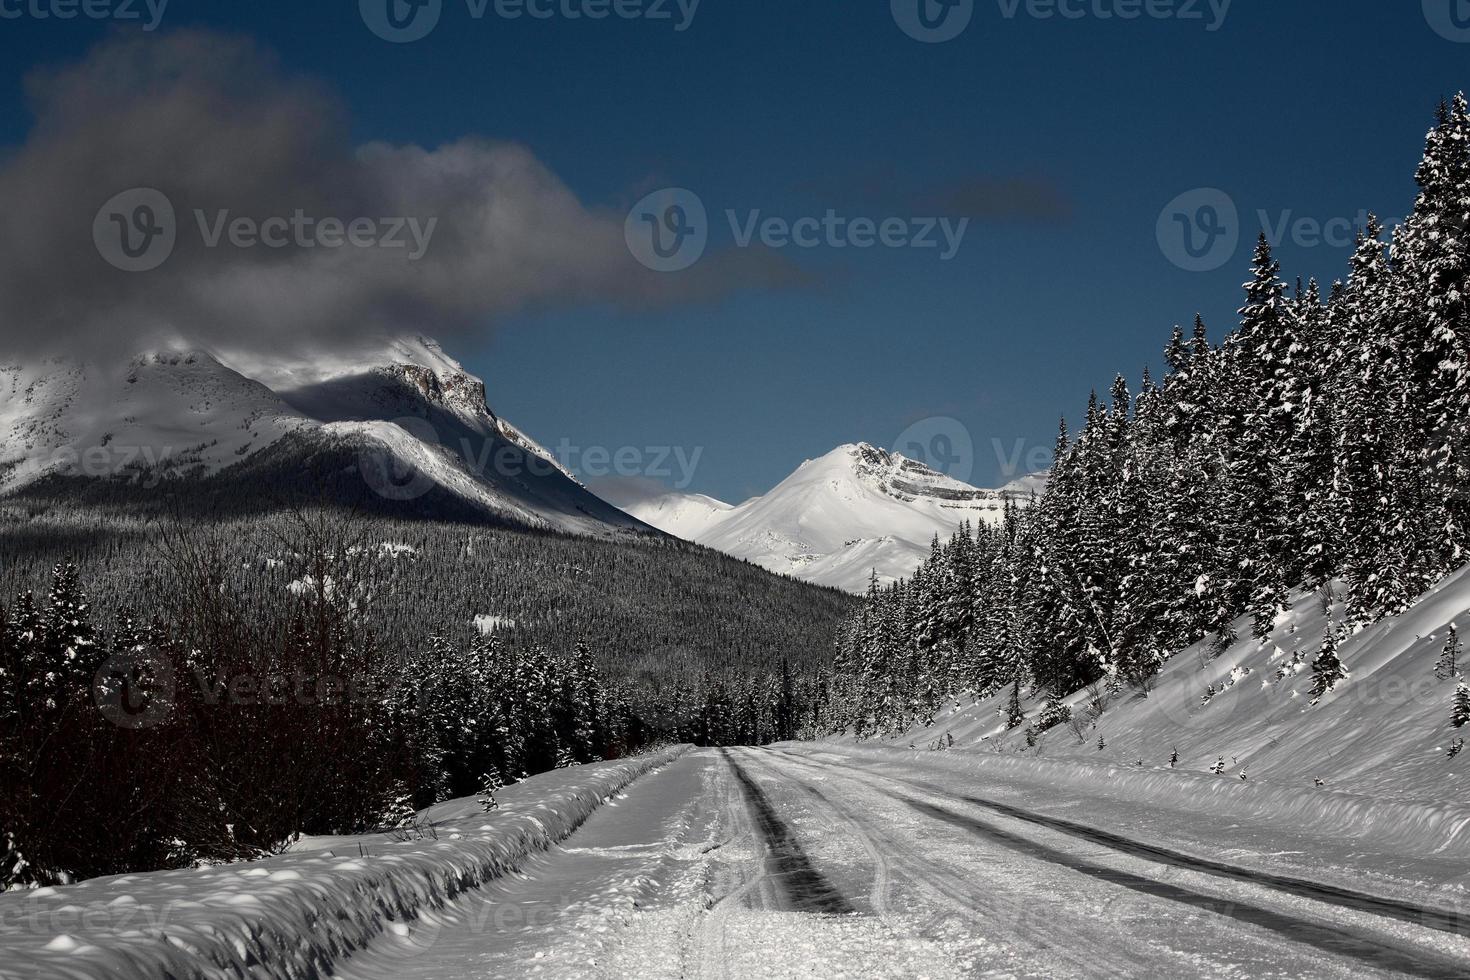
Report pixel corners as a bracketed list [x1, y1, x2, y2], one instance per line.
[1438, 625, 1462, 681]
[478, 768, 503, 812]
[1310, 627, 1347, 700]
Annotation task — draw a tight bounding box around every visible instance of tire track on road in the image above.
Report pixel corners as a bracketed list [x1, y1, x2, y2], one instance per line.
[773, 747, 1470, 937]
[910, 798, 1470, 980]
[750, 748, 1181, 979]
[770, 747, 1470, 979]
[718, 749, 854, 916]
[731, 748, 897, 925]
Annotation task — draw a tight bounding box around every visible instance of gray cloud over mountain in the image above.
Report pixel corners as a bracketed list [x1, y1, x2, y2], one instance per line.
[0, 30, 803, 360]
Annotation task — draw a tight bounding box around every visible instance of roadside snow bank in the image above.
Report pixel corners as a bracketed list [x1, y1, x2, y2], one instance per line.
[0, 746, 689, 980]
[799, 742, 1470, 859]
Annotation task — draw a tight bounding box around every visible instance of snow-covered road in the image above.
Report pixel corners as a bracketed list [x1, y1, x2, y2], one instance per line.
[9, 743, 1469, 979]
[333, 746, 1470, 979]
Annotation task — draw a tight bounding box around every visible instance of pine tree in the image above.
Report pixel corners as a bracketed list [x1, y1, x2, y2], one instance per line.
[1310, 627, 1346, 700]
[1004, 678, 1025, 730]
[1453, 682, 1470, 729]
[806, 96, 1470, 763]
[1438, 625, 1462, 680]
[382, 782, 417, 831]
[1393, 97, 1470, 584]
[0, 831, 32, 890]
[478, 767, 503, 812]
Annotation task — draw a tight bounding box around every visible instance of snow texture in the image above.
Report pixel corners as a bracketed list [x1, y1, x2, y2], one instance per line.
[0, 746, 688, 980]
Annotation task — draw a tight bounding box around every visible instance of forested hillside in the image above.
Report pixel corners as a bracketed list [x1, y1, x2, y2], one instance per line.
[0, 505, 849, 884]
[0, 503, 851, 682]
[817, 96, 1470, 736]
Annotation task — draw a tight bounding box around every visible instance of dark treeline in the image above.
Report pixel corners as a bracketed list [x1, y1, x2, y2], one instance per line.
[821, 97, 1470, 736]
[0, 512, 845, 886]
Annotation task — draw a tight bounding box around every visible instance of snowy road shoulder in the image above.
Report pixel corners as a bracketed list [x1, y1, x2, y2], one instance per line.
[0, 746, 690, 980]
[789, 740, 1470, 918]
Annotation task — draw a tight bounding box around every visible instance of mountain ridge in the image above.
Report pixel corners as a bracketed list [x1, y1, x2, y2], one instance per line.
[596, 443, 1036, 592]
[0, 337, 652, 538]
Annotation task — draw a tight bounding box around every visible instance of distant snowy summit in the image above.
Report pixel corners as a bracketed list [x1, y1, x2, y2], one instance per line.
[0, 336, 651, 538]
[595, 443, 1036, 593]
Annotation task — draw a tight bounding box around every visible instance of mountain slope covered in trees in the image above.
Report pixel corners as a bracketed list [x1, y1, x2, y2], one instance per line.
[815, 96, 1470, 745]
[0, 509, 851, 886]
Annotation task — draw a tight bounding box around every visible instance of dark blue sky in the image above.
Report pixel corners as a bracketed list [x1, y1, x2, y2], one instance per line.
[0, 2, 1465, 500]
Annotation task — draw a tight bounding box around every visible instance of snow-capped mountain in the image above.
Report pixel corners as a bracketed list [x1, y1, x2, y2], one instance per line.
[0, 337, 651, 537]
[597, 444, 1030, 593]
[590, 479, 736, 542]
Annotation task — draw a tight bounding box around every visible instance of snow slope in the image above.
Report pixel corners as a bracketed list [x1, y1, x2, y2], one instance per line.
[883, 565, 1470, 814]
[599, 444, 1024, 593]
[0, 746, 689, 980]
[0, 337, 651, 537]
[592, 479, 736, 542]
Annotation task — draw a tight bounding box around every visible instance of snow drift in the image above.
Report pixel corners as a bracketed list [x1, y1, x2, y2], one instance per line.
[0, 746, 688, 980]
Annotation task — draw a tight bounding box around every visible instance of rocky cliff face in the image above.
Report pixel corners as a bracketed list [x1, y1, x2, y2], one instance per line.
[0, 337, 644, 537]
